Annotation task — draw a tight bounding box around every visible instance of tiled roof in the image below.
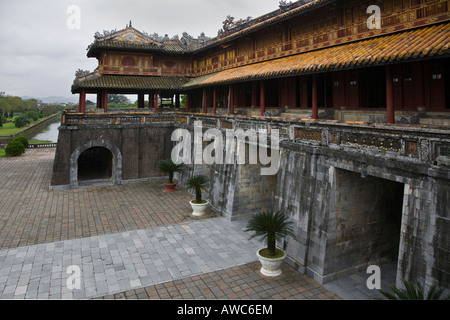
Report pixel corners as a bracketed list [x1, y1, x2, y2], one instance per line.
[86, 1, 330, 56]
[87, 40, 162, 54]
[202, 0, 331, 51]
[72, 75, 190, 93]
[184, 22, 450, 88]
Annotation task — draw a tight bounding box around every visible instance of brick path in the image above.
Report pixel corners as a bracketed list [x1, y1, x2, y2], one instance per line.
[0, 149, 215, 250]
[97, 262, 338, 300]
[0, 149, 341, 300]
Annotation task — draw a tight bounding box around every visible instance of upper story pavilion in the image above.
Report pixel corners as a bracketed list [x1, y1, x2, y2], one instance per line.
[72, 0, 450, 126]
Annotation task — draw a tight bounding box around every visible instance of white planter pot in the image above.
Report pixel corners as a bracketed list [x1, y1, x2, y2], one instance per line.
[256, 248, 287, 277]
[189, 200, 209, 216]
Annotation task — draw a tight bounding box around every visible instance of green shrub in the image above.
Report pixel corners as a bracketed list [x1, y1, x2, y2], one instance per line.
[13, 115, 31, 128]
[13, 136, 29, 148]
[5, 140, 25, 157]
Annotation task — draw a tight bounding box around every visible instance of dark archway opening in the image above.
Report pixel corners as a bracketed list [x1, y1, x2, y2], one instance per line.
[332, 169, 404, 277]
[78, 147, 113, 181]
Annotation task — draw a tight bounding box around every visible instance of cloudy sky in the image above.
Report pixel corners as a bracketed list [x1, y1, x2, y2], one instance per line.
[0, 0, 279, 101]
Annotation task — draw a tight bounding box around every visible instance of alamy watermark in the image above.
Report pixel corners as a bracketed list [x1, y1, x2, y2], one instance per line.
[171, 121, 280, 176]
[66, 5, 81, 30]
[367, 5, 382, 30]
[366, 265, 381, 290]
[66, 265, 81, 290]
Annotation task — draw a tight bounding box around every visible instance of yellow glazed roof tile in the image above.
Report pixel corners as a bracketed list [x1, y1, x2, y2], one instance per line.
[184, 22, 450, 88]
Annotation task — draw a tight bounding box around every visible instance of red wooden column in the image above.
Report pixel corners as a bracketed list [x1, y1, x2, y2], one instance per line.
[202, 88, 207, 114]
[260, 80, 266, 116]
[312, 74, 318, 120]
[137, 94, 144, 109]
[148, 92, 154, 109]
[175, 93, 180, 109]
[102, 90, 108, 113]
[212, 88, 217, 114]
[386, 65, 395, 124]
[251, 81, 258, 108]
[154, 92, 159, 113]
[78, 90, 86, 113]
[185, 93, 190, 112]
[229, 85, 234, 115]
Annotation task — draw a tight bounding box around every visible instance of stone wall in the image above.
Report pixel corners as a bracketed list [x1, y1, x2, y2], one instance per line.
[52, 112, 450, 293]
[51, 124, 173, 188]
[175, 125, 278, 221]
[275, 141, 449, 293]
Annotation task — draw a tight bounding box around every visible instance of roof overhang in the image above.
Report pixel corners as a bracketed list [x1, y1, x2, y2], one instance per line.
[72, 75, 191, 94]
[184, 22, 450, 89]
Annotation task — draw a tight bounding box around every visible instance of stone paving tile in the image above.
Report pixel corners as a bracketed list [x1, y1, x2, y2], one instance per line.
[0, 149, 348, 300]
[0, 149, 216, 251]
[0, 216, 262, 299]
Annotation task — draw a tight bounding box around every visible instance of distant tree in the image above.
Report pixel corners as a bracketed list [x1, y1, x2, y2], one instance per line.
[0, 99, 11, 113]
[107, 94, 129, 104]
[13, 115, 31, 128]
[24, 110, 40, 121]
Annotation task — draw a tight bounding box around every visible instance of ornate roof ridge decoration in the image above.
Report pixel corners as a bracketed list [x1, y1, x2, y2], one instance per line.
[216, 0, 315, 38]
[88, 21, 216, 54]
[86, 0, 326, 55]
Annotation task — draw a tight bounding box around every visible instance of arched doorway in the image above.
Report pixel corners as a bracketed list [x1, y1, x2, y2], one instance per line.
[77, 147, 113, 181]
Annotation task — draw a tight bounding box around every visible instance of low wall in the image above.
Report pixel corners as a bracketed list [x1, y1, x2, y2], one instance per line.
[51, 111, 450, 293]
[0, 113, 61, 146]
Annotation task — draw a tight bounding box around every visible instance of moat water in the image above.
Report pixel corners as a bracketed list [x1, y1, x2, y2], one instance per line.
[31, 121, 59, 142]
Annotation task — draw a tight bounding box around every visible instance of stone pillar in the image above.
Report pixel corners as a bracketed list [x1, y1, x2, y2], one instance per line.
[260, 80, 265, 116]
[386, 65, 395, 124]
[312, 74, 318, 120]
[78, 90, 86, 113]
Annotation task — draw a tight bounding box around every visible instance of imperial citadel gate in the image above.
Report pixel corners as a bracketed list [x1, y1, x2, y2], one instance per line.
[55, 0, 450, 294]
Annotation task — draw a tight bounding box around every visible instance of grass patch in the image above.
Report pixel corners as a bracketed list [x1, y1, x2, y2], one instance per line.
[28, 139, 52, 144]
[259, 248, 285, 259]
[0, 117, 41, 136]
[0, 149, 5, 158]
[0, 114, 58, 137]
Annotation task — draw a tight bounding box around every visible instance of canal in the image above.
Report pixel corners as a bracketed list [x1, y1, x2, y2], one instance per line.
[31, 121, 60, 143]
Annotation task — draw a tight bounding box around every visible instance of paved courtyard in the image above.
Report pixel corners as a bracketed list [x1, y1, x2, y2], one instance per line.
[0, 148, 348, 300]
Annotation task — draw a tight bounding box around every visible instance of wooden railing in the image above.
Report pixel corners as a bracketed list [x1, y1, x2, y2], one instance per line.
[191, 0, 450, 76]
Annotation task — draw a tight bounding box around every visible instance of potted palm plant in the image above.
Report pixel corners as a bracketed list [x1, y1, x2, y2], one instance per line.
[157, 159, 184, 192]
[245, 211, 296, 277]
[184, 175, 209, 216]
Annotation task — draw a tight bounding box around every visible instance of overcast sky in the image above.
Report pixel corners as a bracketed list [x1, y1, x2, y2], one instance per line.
[0, 0, 280, 101]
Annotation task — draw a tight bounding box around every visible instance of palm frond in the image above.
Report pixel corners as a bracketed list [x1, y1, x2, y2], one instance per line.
[379, 280, 449, 300]
[245, 211, 297, 256]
